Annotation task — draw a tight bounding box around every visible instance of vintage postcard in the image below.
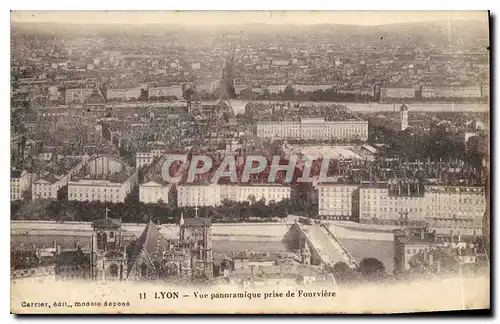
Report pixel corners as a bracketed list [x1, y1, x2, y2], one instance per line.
[10, 10, 490, 314]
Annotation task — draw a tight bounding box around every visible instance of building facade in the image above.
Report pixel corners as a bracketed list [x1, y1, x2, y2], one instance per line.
[139, 180, 169, 204]
[256, 118, 368, 142]
[177, 184, 221, 207]
[68, 172, 138, 203]
[32, 156, 89, 201]
[178, 183, 291, 207]
[358, 184, 486, 236]
[90, 218, 128, 281]
[424, 185, 485, 236]
[421, 86, 482, 99]
[11, 170, 32, 201]
[136, 152, 153, 168]
[380, 87, 416, 100]
[65, 88, 95, 105]
[317, 184, 359, 221]
[149, 86, 183, 99]
[106, 88, 142, 102]
[400, 104, 409, 131]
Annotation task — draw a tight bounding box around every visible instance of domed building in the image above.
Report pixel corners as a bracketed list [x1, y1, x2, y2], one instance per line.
[84, 89, 108, 115]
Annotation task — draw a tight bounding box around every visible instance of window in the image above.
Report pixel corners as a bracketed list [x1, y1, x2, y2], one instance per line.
[109, 264, 119, 278]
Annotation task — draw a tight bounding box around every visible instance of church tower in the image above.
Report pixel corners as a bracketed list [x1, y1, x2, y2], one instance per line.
[180, 218, 213, 281]
[400, 103, 409, 131]
[90, 210, 128, 281]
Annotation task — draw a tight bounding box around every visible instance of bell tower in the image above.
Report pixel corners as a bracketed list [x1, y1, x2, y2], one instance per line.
[180, 217, 213, 281]
[400, 103, 409, 131]
[90, 208, 128, 281]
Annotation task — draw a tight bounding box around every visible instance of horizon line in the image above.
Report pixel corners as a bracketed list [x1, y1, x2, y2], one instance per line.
[11, 18, 485, 28]
[10, 11, 488, 27]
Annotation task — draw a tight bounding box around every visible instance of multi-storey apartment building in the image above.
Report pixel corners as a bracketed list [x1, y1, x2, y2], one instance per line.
[65, 88, 95, 104]
[136, 152, 153, 168]
[380, 87, 416, 100]
[177, 183, 291, 207]
[149, 86, 183, 99]
[106, 87, 142, 101]
[68, 171, 138, 204]
[10, 170, 32, 201]
[177, 183, 221, 207]
[66, 154, 139, 203]
[421, 86, 482, 99]
[424, 185, 486, 236]
[139, 180, 169, 204]
[357, 184, 486, 236]
[219, 184, 291, 204]
[317, 184, 359, 221]
[256, 118, 368, 142]
[32, 156, 89, 201]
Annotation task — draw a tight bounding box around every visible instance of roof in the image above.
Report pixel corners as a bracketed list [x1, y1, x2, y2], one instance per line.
[182, 217, 211, 228]
[395, 232, 434, 246]
[86, 89, 106, 105]
[56, 248, 89, 266]
[91, 217, 122, 229]
[140, 180, 167, 188]
[127, 220, 169, 272]
[11, 170, 23, 178]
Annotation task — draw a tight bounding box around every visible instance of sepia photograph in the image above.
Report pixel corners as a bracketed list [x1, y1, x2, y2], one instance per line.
[9, 10, 490, 314]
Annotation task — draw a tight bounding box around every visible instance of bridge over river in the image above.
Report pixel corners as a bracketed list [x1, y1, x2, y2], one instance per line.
[284, 223, 359, 269]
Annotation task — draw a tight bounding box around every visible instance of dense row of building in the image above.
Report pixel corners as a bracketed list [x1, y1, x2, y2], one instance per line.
[256, 118, 369, 142]
[317, 182, 486, 236]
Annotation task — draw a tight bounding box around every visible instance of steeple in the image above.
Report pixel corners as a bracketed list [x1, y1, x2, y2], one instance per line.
[400, 103, 409, 131]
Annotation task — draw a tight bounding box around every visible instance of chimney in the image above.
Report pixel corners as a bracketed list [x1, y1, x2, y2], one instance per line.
[56, 244, 61, 255]
[420, 228, 425, 240]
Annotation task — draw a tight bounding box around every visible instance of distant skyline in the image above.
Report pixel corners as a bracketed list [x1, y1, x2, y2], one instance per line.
[11, 11, 488, 26]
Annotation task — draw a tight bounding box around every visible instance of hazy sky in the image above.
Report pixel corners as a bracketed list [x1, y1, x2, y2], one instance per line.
[11, 11, 488, 26]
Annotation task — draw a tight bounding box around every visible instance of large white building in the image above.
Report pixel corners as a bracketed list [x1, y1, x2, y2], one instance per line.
[220, 184, 291, 204]
[421, 86, 482, 99]
[357, 184, 486, 236]
[423, 185, 486, 236]
[106, 88, 142, 101]
[177, 183, 291, 207]
[32, 156, 89, 200]
[65, 88, 95, 104]
[317, 184, 359, 221]
[149, 86, 183, 99]
[66, 154, 139, 203]
[68, 173, 138, 203]
[294, 84, 333, 92]
[139, 180, 169, 204]
[265, 85, 287, 94]
[256, 118, 368, 141]
[380, 87, 416, 100]
[11, 170, 32, 201]
[136, 152, 153, 168]
[177, 183, 221, 207]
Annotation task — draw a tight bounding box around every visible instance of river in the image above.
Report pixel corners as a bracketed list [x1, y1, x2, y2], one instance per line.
[234, 100, 489, 114]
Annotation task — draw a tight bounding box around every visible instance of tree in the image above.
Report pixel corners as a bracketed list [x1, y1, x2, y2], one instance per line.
[330, 261, 360, 283]
[283, 85, 295, 101]
[359, 258, 386, 279]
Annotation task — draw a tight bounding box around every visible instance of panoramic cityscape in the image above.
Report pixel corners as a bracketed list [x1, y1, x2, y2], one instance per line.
[10, 11, 490, 302]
